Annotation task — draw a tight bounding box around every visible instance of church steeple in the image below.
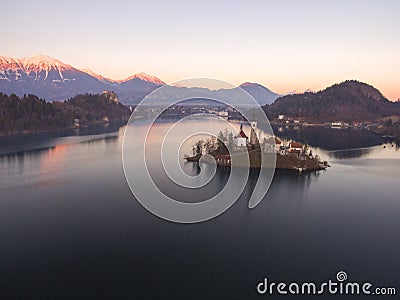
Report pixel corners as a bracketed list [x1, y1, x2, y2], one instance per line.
[250, 122, 258, 145]
[236, 123, 248, 147]
[239, 124, 247, 138]
[249, 107, 259, 146]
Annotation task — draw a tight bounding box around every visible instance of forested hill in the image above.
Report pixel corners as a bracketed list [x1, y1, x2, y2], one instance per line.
[0, 92, 131, 136]
[264, 80, 400, 122]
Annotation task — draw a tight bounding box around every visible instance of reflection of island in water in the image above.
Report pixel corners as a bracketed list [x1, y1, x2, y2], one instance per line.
[161, 163, 322, 205]
[238, 168, 321, 206]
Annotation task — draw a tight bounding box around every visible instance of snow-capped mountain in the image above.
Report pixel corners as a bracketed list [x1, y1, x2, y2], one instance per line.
[118, 72, 165, 85]
[0, 55, 165, 102]
[0, 54, 279, 105]
[0, 54, 77, 83]
[0, 55, 109, 100]
[79, 68, 113, 84]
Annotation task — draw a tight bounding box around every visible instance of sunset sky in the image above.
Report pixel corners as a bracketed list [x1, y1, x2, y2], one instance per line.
[2, 0, 399, 100]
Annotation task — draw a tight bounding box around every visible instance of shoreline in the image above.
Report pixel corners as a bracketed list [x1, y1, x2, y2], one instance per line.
[270, 121, 399, 142]
[185, 152, 330, 172]
[0, 120, 128, 138]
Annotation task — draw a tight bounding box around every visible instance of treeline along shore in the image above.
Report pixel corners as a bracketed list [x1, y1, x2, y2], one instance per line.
[0, 92, 131, 136]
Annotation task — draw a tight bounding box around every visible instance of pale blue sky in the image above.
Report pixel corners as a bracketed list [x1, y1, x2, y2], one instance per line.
[2, 0, 399, 99]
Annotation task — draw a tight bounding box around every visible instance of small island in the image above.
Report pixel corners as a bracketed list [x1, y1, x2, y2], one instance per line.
[186, 124, 330, 172]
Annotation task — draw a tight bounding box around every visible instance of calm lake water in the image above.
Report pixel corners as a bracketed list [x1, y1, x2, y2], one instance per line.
[0, 120, 399, 299]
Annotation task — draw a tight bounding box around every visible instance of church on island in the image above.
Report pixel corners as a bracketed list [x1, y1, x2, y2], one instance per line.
[233, 122, 313, 159]
[186, 121, 329, 171]
[234, 123, 259, 151]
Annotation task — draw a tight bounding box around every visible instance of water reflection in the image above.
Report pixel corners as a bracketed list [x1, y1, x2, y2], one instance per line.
[0, 119, 399, 299]
[0, 122, 125, 156]
[327, 147, 373, 159]
[0, 133, 121, 191]
[240, 169, 322, 207]
[272, 125, 382, 151]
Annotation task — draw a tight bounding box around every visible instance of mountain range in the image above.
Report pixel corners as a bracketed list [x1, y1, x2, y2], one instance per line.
[0, 54, 279, 105]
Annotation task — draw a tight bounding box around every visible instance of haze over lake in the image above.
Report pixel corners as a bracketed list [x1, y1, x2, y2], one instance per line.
[0, 120, 399, 299]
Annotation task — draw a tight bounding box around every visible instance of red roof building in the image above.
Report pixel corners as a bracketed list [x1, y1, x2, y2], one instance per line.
[289, 141, 303, 151]
[238, 124, 247, 139]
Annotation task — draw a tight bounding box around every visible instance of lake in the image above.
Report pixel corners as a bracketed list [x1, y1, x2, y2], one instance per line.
[0, 120, 399, 299]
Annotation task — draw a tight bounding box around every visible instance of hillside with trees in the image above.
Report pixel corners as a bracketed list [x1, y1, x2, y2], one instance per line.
[0, 92, 131, 136]
[264, 80, 400, 123]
